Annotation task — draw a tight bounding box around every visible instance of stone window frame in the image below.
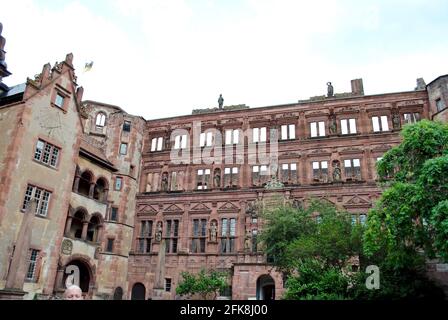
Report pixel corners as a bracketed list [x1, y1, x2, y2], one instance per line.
[309, 121, 326, 138]
[105, 238, 115, 253]
[220, 217, 237, 254]
[119, 142, 128, 155]
[279, 162, 298, 185]
[137, 220, 153, 254]
[32, 137, 61, 170]
[370, 115, 390, 133]
[25, 248, 42, 283]
[109, 206, 119, 222]
[164, 219, 180, 254]
[196, 168, 211, 190]
[311, 160, 329, 182]
[21, 183, 53, 218]
[339, 118, 358, 135]
[191, 218, 207, 253]
[114, 176, 123, 191]
[51, 85, 70, 113]
[150, 136, 164, 152]
[342, 158, 362, 181]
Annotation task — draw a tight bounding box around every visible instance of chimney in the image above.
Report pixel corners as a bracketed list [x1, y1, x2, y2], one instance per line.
[351, 78, 364, 96]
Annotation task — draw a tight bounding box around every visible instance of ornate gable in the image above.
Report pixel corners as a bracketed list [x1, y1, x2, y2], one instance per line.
[217, 201, 240, 213]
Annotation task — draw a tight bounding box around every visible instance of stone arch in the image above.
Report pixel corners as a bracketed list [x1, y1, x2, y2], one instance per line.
[93, 176, 109, 202]
[113, 287, 124, 300]
[131, 282, 146, 300]
[78, 170, 94, 197]
[256, 274, 275, 300]
[60, 254, 96, 298]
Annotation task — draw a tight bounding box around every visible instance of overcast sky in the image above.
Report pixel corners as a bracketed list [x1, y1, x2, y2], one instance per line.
[2, 0, 447, 120]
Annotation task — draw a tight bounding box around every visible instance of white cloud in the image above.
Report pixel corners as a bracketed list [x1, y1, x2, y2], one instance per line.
[1, 0, 447, 120]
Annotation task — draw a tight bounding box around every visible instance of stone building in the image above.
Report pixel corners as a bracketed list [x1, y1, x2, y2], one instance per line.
[0, 23, 447, 299]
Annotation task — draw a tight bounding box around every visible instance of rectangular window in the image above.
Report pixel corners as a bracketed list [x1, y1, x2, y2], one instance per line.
[372, 116, 389, 132]
[151, 137, 163, 152]
[115, 177, 123, 191]
[106, 239, 114, 253]
[123, 121, 131, 132]
[281, 124, 295, 140]
[138, 221, 153, 253]
[22, 185, 51, 217]
[55, 93, 64, 108]
[34, 139, 60, 168]
[312, 161, 328, 181]
[310, 121, 325, 137]
[200, 132, 213, 147]
[120, 143, 128, 155]
[196, 169, 211, 190]
[281, 163, 298, 184]
[224, 167, 239, 187]
[26, 249, 39, 281]
[436, 98, 445, 112]
[344, 158, 361, 179]
[359, 214, 367, 225]
[220, 218, 236, 253]
[403, 112, 420, 124]
[174, 134, 188, 149]
[341, 119, 357, 135]
[165, 219, 179, 253]
[225, 129, 239, 145]
[165, 278, 172, 292]
[191, 219, 207, 253]
[252, 127, 267, 143]
[110, 207, 118, 222]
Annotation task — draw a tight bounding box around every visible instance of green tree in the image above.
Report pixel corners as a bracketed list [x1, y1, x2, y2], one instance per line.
[259, 199, 364, 299]
[361, 120, 448, 299]
[176, 269, 228, 300]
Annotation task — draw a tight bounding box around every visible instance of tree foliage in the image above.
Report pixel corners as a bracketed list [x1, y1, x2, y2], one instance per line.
[175, 269, 228, 300]
[365, 120, 448, 264]
[361, 120, 448, 299]
[259, 200, 363, 299]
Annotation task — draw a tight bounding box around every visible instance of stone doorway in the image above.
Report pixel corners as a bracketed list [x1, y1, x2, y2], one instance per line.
[256, 275, 275, 300]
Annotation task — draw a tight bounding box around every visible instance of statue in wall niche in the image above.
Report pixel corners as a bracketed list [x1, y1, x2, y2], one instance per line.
[213, 170, 221, 188]
[210, 221, 217, 242]
[155, 222, 163, 242]
[327, 82, 334, 97]
[244, 230, 251, 251]
[332, 161, 341, 182]
[292, 199, 303, 210]
[329, 112, 337, 135]
[392, 113, 401, 130]
[161, 172, 169, 191]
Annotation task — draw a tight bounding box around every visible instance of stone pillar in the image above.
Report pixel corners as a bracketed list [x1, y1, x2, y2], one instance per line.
[81, 221, 89, 240]
[73, 176, 80, 192]
[96, 225, 103, 243]
[103, 188, 109, 202]
[0, 200, 37, 299]
[152, 239, 167, 299]
[89, 182, 95, 198]
[55, 266, 65, 291]
[64, 216, 73, 236]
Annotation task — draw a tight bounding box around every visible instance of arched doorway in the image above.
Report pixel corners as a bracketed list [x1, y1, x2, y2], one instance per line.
[131, 283, 146, 300]
[63, 259, 92, 295]
[256, 275, 275, 300]
[113, 287, 123, 300]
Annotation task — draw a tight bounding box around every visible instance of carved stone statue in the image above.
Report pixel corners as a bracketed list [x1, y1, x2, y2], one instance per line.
[392, 113, 401, 130]
[332, 161, 341, 182]
[213, 170, 221, 188]
[218, 94, 224, 109]
[327, 82, 334, 97]
[155, 222, 163, 242]
[292, 199, 303, 210]
[210, 221, 217, 242]
[0, 23, 6, 66]
[244, 230, 251, 251]
[161, 172, 169, 191]
[329, 112, 337, 135]
[246, 201, 256, 216]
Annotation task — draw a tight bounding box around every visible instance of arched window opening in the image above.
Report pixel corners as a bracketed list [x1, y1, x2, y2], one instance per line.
[87, 215, 100, 242]
[93, 178, 108, 202]
[78, 171, 92, 197]
[95, 113, 106, 127]
[70, 210, 85, 239]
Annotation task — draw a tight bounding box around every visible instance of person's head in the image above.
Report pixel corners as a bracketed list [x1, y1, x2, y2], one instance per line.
[64, 285, 83, 300]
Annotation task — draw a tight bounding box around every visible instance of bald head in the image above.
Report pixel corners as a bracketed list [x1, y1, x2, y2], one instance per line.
[64, 285, 83, 300]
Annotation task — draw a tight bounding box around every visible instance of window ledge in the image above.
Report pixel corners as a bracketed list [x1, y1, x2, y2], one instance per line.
[32, 158, 58, 171]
